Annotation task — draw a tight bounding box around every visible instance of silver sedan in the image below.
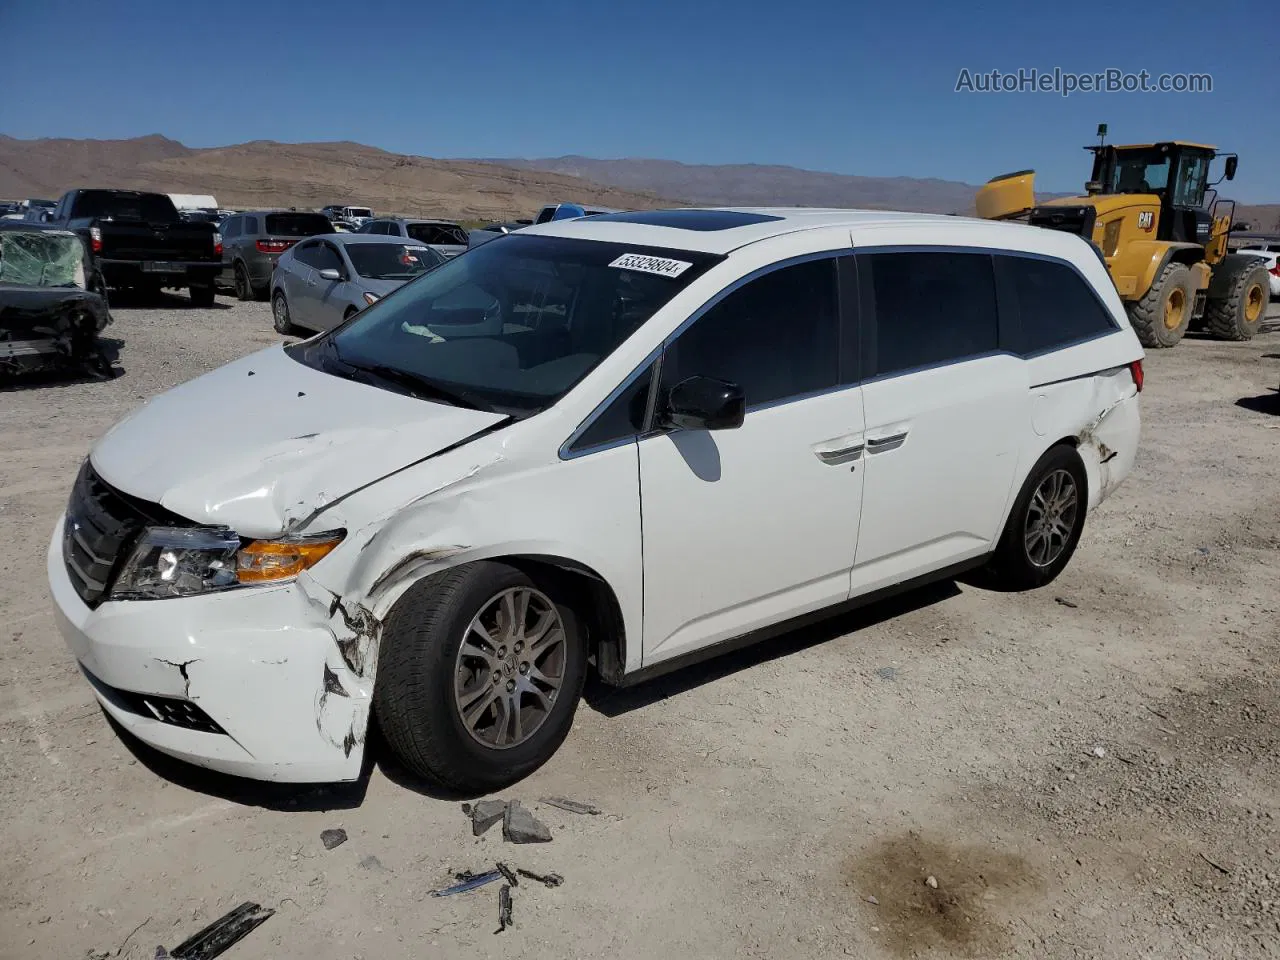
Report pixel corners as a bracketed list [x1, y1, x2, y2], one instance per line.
[270, 234, 444, 334]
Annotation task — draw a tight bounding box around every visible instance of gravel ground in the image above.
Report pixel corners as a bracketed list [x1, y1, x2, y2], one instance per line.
[2, 294, 1279, 960]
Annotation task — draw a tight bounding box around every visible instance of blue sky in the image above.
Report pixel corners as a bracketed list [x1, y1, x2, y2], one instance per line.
[1, 0, 1275, 200]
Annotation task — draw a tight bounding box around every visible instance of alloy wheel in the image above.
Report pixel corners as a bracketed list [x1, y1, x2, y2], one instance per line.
[1024, 468, 1079, 567]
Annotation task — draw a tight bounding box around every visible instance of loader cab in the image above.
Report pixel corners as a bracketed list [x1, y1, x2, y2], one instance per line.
[1086, 142, 1232, 246]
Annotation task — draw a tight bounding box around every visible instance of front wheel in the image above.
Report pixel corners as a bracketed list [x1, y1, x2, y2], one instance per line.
[374, 562, 587, 793]
[1126, 262, 1192, 349]
[983, 445, 1089, 590]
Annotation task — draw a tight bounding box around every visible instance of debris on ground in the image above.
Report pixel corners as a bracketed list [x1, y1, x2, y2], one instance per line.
[503, 801, 552, 844]
[875, 666, 898, 681]
[495, 861, 520, 886]
[430, 870, 502, 897]
[1092, 746, 1107, 758]
[358, 855, 389, 872]
[1054, 597, 1079, 609]
[319, 828, 347, 850]
[515, 868, 564, 888]
[864, 894, 879, 905]
[496, 884, 513, 934]
[925, 875, 939, 889]
[165, 902, 274, 960]
[540, 796, 602, 816]
[467, 800, 509, 837]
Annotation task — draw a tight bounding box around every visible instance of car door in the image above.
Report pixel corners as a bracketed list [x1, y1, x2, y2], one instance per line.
[311, 241, 351, 331]
[286, 240, 323, 325]
[219, 216, 241, 284]
[639, 244, 865, 666]
[849, 247, 1025, 595]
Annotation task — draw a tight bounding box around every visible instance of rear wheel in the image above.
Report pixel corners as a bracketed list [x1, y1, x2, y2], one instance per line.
[1127, 262, 1193, 348]
[374, 562, 587, 793]
[271, 290, 296, 334]
[983, 444, 1088, 591]
[189, 284, 216, 308]
[233, 262, 253, 302]
[1205, 262, 1269, 341]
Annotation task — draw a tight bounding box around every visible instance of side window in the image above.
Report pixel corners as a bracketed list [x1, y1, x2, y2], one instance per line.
[534, 206, 556, 225]
[1000, 255, 1117, 354]
[661, 258, 839, 408]
[293, 241, 321, 268]
[314, 243, 344, 272]
[242, 215, 259, 236]
[863, 251, 998, 376]
[570, 365, 654, 453]
[222, 216, 241, 239]
[380, 222, 396, 236]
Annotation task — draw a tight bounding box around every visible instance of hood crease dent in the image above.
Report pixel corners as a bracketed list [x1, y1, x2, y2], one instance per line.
[89, 346, 508, 538]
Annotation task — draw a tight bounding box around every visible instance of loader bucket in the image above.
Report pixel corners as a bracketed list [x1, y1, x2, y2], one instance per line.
[976, 170, 1037, 220]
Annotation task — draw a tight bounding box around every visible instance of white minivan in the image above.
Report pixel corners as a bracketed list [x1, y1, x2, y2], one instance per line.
[48, 208, 1144, 791]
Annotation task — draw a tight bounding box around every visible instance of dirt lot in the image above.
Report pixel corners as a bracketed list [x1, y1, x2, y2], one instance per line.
[2, 297, 1278, 960]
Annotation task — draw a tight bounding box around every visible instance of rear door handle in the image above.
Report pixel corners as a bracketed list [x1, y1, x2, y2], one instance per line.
[866, 431, 909, 454]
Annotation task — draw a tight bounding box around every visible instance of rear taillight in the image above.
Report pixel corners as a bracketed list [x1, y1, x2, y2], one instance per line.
[1270, 262, 1280, 277]
[89, 226, 102, 254]
[1129, 359, 1144, 392]
[256, 239, 294, 254]
[213, 231, 222, 256]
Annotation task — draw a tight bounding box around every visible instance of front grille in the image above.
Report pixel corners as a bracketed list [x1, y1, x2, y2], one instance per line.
[82, 666, 226, 734]
[62, 461, 189, 608]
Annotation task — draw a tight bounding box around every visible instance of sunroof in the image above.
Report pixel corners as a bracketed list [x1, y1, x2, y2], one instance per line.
[587, 209, 784, 231]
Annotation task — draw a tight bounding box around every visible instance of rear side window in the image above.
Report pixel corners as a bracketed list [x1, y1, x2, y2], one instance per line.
[1000, 255, 1116, 354]
[265, 213, 332, 238]
[863, 251, 998, 376]
[242, 215, 259, 235]
[408, 223, 468, 245]
[662, 258, 839, 408]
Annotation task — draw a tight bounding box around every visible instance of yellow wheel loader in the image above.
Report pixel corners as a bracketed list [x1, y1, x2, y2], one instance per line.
[977, 134, 1270, 348]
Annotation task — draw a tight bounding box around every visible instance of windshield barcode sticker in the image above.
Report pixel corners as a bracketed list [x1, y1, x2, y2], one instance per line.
[608, 253, 693, 278]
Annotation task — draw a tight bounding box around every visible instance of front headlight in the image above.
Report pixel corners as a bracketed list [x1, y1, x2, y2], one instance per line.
[110, 527, 344, 600]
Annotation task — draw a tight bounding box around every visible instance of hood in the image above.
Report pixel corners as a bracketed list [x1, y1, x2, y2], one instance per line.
[90, 345, 507, 538]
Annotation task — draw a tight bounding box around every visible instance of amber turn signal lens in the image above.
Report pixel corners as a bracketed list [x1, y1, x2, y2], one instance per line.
[237, 534, 343, 583]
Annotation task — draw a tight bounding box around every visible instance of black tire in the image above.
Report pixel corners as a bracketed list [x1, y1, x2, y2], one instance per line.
[189, 284, 216, 308]
[271, 290, 295, 334]
[233, 262, 253, 302]
[374, 561, 588, 794]
[1126, 262, 1193, 349]
[983, 444, 1089, 591]
[1205, 262, 1269, 341]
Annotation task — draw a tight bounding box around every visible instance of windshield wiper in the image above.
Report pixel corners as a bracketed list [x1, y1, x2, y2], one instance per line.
[353, 363, 493, 411]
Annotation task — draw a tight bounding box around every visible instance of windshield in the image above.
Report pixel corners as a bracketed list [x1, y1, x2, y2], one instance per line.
[298, 235, 721, 415]
[265, 213, 333, 237]
[0, 231, 85, 287]
[346, 243, 443, 280]
[407, 223, 468, 246]
[71, 191, 178, 222]
[346, 208, 373, 219]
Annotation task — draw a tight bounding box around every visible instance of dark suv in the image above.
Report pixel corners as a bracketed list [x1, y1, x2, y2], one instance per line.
[219, 210, 333, 301]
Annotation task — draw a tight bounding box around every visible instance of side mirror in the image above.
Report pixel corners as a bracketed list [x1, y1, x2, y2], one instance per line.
[317, 267, 342, 281]
[660, 376, 745, 431]
[1224, 156, 1238, 181]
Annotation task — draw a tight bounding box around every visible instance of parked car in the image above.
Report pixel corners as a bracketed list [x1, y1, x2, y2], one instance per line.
[45, 189, 222, 305]
[320, 205, 374, 228]
[218, 210, 334, 301]
[0, 221, 112, 376]
[22, 198, 58, 222]
[532, 203, 620, 224]
[357, 218, 469, 259]
[47, 207, 1144, 791]
[1235, 239, 1280, 298]
[270, 234, 443, 333]
[466, 220, 530, 248]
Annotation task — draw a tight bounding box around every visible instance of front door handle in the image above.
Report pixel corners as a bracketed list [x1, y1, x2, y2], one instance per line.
[866, 431, 909, 454]
[813, 434, 865, 466]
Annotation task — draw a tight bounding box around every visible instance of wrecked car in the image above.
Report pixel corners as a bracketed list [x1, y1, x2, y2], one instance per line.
[1, 222, 113, 376]
[47, 207, 1143, 791]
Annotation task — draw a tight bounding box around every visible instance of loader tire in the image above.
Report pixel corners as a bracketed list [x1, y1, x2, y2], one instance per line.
[1126, 262, 1193, 349]
[1205, 262, 1269, 341]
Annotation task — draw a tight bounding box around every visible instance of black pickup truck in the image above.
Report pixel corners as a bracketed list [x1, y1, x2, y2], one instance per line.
[45, 189, 222, 306]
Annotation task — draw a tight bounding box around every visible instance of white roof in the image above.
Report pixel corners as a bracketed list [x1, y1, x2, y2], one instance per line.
[521, 207, 1050, 256]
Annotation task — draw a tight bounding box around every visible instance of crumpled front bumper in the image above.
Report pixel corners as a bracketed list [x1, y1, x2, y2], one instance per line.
[47, 516, 369, 783]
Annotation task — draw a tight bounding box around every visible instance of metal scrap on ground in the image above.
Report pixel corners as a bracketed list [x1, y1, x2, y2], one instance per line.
[162, 902, 275, 960]
[516, 868, 564, 888]
[430, 870, 502, 897]
[496, 884, 513, 934]
[540, 796, 602, 815]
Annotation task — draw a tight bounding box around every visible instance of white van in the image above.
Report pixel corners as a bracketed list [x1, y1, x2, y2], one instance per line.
[48, 208, 1144, 791]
